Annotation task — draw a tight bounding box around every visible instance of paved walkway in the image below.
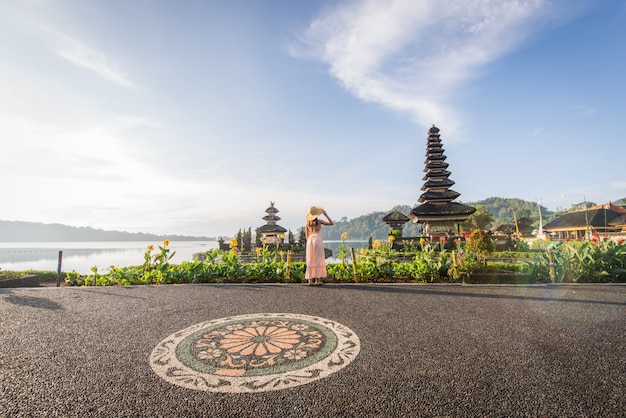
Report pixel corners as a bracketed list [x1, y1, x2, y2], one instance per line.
[1, 283, 625, 417]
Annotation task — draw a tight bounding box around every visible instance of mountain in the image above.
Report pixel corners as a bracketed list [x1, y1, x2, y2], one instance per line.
[460, 197, 553, 224]
[322, 198, 554, 240]
[613, 197, 626, 206]
[323, 205, 422, 240]
[0, 220, 213, 242]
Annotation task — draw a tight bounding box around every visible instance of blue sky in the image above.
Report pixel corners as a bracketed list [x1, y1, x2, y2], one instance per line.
[2, 0, 625, 237]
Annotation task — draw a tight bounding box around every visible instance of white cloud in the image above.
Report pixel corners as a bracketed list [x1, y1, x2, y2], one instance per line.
[294, 0, 578, 136]
[36, 24, 139, 90]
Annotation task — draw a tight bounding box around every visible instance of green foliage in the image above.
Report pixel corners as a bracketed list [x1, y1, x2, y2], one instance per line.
[0, 270, 59, 281]
[465, 229, 495, 255]
[524, 238, 626, 283]
[28, 237, 623, 287]
[562, 238, 626, 282]
[461, 206, 495, 231]
[461, 197, 552, 226]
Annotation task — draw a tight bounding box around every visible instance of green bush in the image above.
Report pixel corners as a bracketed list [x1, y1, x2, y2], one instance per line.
[7, 238, 622, 286]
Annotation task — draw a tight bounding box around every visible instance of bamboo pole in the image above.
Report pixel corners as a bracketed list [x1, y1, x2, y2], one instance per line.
[350, 247, 358, 282]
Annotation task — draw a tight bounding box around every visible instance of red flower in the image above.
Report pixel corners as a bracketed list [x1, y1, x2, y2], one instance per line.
[461, 231, 467, 237]
[593, 231, 599, 237]
[591, 237, 597, 243]
[564, 237, 570, 242]
[619, 238, 625, 244]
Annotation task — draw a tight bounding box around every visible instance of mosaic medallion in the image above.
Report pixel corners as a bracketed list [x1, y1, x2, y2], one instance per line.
[150, 313, 360, 393]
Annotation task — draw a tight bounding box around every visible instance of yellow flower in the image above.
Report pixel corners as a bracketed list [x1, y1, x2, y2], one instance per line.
[341, 232, 348, 240]
[147, 245, 155, 252]
[280, 233, 285, 239]
[163, 240, 169, 247]
[419, 237, 425, 244]
[255, 247, 262, 255]
[229, 238, 238, 248]
[373, 240, 381, 249]
[388, 235, 395, 243]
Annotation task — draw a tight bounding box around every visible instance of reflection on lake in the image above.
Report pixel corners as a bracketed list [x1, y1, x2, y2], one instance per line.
[0, 240, 370, 275]
[0, 241, 217, 274]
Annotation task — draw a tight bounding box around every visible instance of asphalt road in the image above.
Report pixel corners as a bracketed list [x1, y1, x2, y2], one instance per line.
[1, 283, 625, 417]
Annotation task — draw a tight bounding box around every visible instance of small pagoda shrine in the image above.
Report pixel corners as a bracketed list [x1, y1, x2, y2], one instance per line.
[257, 201, 287, 244]
[409, 125, 475, 237]
[382, 209, 410, 237]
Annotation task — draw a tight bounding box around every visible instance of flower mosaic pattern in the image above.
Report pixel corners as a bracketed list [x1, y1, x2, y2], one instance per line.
[150, 313, 360, 393]
[189, 319, 323, 375]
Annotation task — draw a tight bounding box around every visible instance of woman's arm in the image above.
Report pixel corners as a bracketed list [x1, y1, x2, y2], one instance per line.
[319, 210, 334, 226]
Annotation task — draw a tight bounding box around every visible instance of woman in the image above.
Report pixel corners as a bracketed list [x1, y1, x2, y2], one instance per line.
[305, 206, 334, 285]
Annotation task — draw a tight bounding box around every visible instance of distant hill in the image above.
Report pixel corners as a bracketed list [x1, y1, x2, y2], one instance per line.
[460, 197, 553, 225]
[323, 198, 553, 240]
[0, 220, 213, 242]
[613, 197, 626, 206]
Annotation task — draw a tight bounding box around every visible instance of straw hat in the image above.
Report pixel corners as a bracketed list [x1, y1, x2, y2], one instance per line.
[306, 205, 324, 221]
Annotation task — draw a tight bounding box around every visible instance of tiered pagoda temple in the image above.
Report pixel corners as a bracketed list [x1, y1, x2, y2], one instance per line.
[257, 201, 287, 244]
[409, 125, 475, 237]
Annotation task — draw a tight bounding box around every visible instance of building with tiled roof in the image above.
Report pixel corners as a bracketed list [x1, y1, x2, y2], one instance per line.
[543, 202, 626, 240]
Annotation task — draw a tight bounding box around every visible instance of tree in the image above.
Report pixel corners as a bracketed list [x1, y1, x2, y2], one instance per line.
[461, 206, 494, 232]
[465, 229, 495, 255]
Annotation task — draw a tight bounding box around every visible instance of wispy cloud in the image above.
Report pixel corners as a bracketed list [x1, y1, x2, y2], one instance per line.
[37, 24, 138, 90]
[569, 105, 597, 118]
[294, 0, 581, 133]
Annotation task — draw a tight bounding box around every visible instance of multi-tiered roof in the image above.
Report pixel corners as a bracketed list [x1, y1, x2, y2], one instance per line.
[410, 125, 475, 235]
[257, 201, 287, 243]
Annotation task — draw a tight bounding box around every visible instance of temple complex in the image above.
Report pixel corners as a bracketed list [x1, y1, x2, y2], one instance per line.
[409, 125, 476, 237]
[257, 201, 287, 244]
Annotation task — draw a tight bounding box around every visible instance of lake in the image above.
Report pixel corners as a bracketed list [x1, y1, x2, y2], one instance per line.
[0, 241, 218, 274]
[0, 240, 370, 274]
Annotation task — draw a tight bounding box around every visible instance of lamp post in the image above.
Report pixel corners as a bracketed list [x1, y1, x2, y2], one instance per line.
[561, 194, 590, 240]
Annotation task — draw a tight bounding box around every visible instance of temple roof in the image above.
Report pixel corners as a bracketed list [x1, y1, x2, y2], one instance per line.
[421, 178, 456, 190]
[425, 155, 447, 162]
[382, 210, 410, 223]
[422, 170, 451, 180]
[410, 202, 476, 219]
[424, 162, 449, 171]
[610, 213, 626, 226]
[257, 224, 287, 233]
[543, 208, 622, 230]
[418, 190, 461, 202]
